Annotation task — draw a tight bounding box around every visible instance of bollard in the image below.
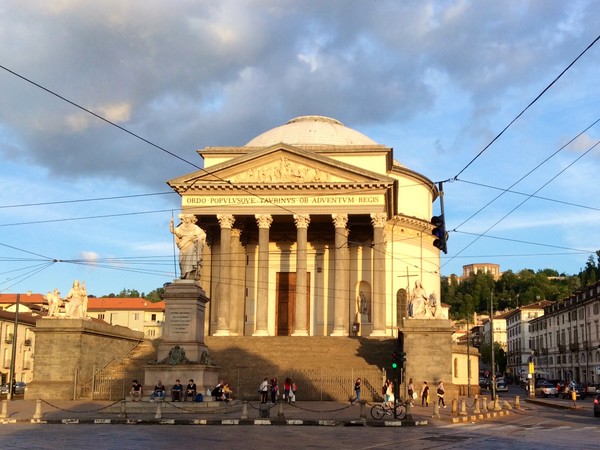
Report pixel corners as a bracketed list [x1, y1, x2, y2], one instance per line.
[451, 398, 458, 415]
[0, 400, 8, 419]
[155, 400, 162, 419]
[119, 399, 127, 419]
[241, 400, 249, 419]
[502, 400, 512, 410]
[459, 399, 467, 416]
[514, 395, 521, 409]
[404, 401, 412, 420]
[482, 396, 488, 412]
[493, 397, 501, 411]
[33, 399, 43, 421]
[432, 401, 440, 418]
[473, 395, 481, 414]
[359, 400, 366, 419]
[277, 400, 285, 419]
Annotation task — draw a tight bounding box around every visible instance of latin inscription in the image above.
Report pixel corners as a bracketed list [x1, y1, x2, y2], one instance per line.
[183, 195, 383, 207]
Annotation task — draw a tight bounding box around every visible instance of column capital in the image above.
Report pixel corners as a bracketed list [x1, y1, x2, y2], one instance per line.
[217, 214, 235, 229]
[293, 214, 311, 229]
[331, 213, 348, 229]
[255, 214, 273, 229]
[370, 213, 387, 228]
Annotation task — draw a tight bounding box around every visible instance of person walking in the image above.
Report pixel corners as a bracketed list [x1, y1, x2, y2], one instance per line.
[270, 377, 279, 403]
[350, 377, 362, 404]
[407, 378, 415, 406]
[284, 377, 292, 403]
[259, 378, 269, 404]
[437, 380, 446, 408]
[420, 381, 430, 407]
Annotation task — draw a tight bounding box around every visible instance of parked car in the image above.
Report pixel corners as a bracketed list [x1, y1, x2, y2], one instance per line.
[562, 383, 586, 400]
[594, 394, 600, 417]
[585, 383, 599, 395]
[496, 380, 509, 392]
[0, 381, 26, 395]
[535, 382, 558, 398]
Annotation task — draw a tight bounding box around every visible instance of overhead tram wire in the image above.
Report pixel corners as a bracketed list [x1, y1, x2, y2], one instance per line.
[455, 179, 600, 213]
[442, 138, 600, 269]
[454, 116, 600, 230]
[0, 191, 176, 209]
[0, 65, 440, 287]
[451, 32, 600, 181]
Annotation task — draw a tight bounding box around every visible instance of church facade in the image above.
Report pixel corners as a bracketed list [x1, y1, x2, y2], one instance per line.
[168, 116, 442, 337]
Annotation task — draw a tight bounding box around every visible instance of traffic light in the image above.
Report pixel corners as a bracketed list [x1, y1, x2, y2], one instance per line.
[431, 215, 448, 254]
[398, 351, 406, 365]
[391, 351, 399, 369]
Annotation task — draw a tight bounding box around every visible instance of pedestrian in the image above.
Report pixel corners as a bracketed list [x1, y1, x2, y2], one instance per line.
[350, 377, 362, 404]
[130, 379, 143, 402]
[420, 381, 430, 407]
[259, 377, 269, 404]
[386, 379, 395, 408]
[407, 378, 415, 406]
[437, 380, 446, 408]
[284, 377, 292, 403]
[150, 380, 166, 402]
[184, 379, 196, 401]
[290, 381, 297, 403]
[171, 379, 183, 401]
[270, 377, 279, 403]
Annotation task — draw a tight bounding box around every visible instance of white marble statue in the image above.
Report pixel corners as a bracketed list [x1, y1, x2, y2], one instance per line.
[409, 280, 428, 318]
[44, 288, 62, 318]
[170, 214, 207, 280]
[64, 280, 86, 319]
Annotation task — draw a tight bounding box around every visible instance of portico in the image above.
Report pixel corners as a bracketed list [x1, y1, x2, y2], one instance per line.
[168, 116, 441, 337]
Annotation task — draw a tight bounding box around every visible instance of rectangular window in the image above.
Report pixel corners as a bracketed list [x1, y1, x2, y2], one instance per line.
[133, 313, 140, 321]
[98, 313, 105, 320]
[151, 313, 157, 321]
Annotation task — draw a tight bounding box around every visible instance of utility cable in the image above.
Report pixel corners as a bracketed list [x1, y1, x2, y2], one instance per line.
[452, 32, 600, 180]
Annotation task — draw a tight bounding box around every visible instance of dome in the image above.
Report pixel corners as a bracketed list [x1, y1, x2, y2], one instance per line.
[245, 116, 378, 147]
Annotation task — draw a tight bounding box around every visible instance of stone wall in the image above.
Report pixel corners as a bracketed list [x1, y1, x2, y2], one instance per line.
[25, 318, 143, 400]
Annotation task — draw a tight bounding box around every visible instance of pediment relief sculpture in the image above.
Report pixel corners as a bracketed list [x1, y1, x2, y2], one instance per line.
[231, 157, 332, 183]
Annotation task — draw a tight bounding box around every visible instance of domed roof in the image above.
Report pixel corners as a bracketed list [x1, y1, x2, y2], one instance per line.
[245, 116, 378, 147]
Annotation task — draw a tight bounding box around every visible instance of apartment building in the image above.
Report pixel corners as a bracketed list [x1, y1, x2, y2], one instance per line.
[529, 282, 600, 384]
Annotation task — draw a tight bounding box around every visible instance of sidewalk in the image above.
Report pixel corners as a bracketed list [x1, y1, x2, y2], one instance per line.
[0, 398, 514, 426]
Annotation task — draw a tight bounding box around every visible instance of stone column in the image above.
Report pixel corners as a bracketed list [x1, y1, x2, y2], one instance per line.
[215, 214, 235, 336]
[292, 214, 310, 336]
[370, 213, 387, 336]
[254, 214, 272, 336]
[331, 214, 349, 336]
[229, 228, 243, 336]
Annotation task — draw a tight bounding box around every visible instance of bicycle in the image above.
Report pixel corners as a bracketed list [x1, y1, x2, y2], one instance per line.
[370, 400, 407, 420]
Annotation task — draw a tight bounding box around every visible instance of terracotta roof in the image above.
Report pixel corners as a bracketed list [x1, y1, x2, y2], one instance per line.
[87, 298, 165, 311]
[0, 293, 45, 303]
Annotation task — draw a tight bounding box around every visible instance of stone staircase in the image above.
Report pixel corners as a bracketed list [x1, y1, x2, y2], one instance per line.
[204, 336, 396, 401]
[89, 336, 397, 402]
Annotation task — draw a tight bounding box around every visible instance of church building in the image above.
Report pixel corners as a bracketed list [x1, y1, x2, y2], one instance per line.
[167, 116, 442, 337]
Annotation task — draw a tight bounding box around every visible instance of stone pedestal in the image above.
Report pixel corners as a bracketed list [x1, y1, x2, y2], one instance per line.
[145, 280, 219, 392]
[400, 318, 454, 397]
[26, 319, 144, 400]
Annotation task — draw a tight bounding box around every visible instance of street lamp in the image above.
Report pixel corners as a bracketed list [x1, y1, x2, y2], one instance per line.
[8, 293, 20, 400]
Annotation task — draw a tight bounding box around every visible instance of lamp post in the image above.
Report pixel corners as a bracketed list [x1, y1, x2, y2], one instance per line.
[8, 293, 20, 400]
[490, 291, 496, 401]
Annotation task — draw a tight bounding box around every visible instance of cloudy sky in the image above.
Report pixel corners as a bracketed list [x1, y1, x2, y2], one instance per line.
[1, 0, 600, 297]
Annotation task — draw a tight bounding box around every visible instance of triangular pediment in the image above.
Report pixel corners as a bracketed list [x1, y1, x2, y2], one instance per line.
[168, 144, 394, 188]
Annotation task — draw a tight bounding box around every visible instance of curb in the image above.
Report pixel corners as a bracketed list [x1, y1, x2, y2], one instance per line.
[1, 418, 430, 426]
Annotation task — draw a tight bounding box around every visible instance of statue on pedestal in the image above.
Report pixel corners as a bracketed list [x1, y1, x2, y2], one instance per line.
[64, 280, 87, 319]
[170, 214, 207, 281]
[44, 288, 62, 318]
